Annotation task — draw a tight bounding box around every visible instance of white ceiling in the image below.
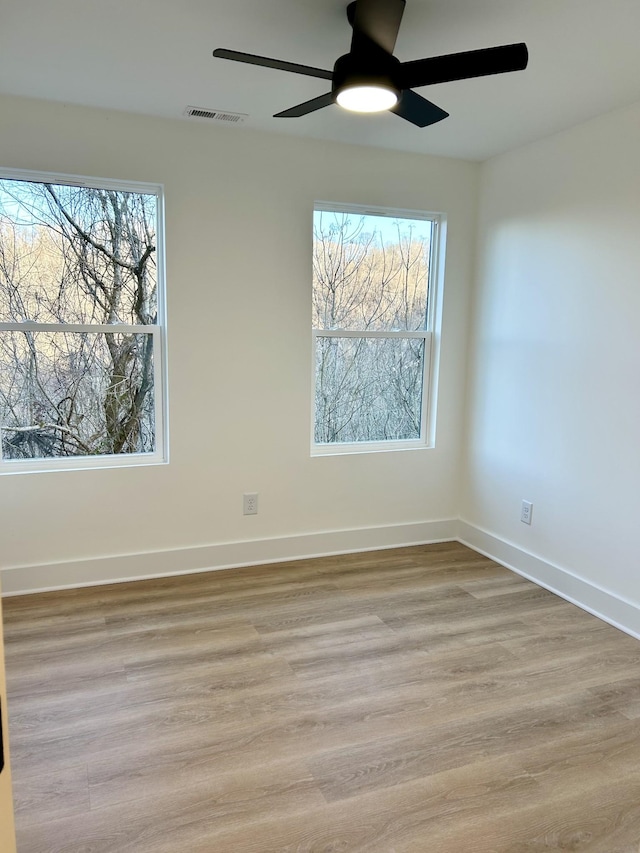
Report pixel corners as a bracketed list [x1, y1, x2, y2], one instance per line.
[2, 0, 640, 161]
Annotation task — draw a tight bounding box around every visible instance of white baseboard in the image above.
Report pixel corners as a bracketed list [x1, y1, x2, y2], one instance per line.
[0, 519, 459, 596]
[458, 520, 640, 641]
[5, 518, 639, 643]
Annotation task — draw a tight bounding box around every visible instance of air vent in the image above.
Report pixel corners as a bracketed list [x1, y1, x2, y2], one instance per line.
[183, 106, 247, 123]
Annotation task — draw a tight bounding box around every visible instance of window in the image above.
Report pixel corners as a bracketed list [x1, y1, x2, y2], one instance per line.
[312, 204, 442, 454]
[0, 169, 166, 472]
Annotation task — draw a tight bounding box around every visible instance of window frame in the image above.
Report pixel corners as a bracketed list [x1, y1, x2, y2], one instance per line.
[311, 201, 444, 457]
[0, 167, 168, 475]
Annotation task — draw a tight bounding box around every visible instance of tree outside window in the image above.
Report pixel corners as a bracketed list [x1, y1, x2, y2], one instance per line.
[312, 205, 440, 453]
[0, 172, 166, 472]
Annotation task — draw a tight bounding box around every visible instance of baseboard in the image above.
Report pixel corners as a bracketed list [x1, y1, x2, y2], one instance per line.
[6, 519, 638, 643]
[458, 520, 640, 641]
[0, 519, 459, 596]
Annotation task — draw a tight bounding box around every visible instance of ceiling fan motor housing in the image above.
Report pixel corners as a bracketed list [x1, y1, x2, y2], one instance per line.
[331, 51, 401, 103]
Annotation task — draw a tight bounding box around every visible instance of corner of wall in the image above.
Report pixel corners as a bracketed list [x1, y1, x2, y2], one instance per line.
[458, 520, 640, 641]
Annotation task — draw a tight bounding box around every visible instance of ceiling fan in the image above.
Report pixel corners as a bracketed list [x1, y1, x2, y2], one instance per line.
[213, 0, 528, 128]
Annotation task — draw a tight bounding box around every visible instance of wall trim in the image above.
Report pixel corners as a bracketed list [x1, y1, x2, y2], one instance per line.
[0, 519, 458, 596]
[458, 520, 640, 641]
[5, 517, 639, 644]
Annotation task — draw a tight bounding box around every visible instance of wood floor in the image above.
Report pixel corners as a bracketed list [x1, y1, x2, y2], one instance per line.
[4, 542, 640, 852]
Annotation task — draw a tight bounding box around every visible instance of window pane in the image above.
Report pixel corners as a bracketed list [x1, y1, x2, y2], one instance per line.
[0, 331, 155, 460]
[315, 336, 425, 443]
[0, 180, 157, 325]
[313, 210, 431, 332]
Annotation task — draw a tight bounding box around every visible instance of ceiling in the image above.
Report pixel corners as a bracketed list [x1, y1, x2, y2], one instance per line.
[2, 0, 640, 161]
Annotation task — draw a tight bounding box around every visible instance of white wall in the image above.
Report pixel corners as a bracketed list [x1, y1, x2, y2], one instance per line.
[463, 99, 640, 623]
[0, 95, 478, 591]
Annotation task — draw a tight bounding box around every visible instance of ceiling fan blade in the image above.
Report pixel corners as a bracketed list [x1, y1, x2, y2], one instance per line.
[399, 42, 528, 89]
[274, 92, 334, 118]
[213, 49, 332, 81]
[349, 0, 406, 55]
[390, 90, 449, 127]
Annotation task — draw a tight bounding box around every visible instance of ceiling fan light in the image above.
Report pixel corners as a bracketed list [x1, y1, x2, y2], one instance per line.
[336, 85, 398, 113]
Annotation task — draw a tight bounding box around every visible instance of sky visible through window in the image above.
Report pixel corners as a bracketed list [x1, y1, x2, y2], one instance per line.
[0, 175, 161, 464]
[313, 207, 434, 446]
[314, 210, 432, 251]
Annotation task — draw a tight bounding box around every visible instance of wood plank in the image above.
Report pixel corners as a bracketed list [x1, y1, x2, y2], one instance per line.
[4, 541, 640, 852]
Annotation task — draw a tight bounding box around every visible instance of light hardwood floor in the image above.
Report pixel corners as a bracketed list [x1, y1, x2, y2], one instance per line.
[4, 542, 640, 852]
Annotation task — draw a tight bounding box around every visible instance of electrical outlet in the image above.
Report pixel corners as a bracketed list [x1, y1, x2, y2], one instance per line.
[243, 493, 258, 515]
[521, 500, 533, 525]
